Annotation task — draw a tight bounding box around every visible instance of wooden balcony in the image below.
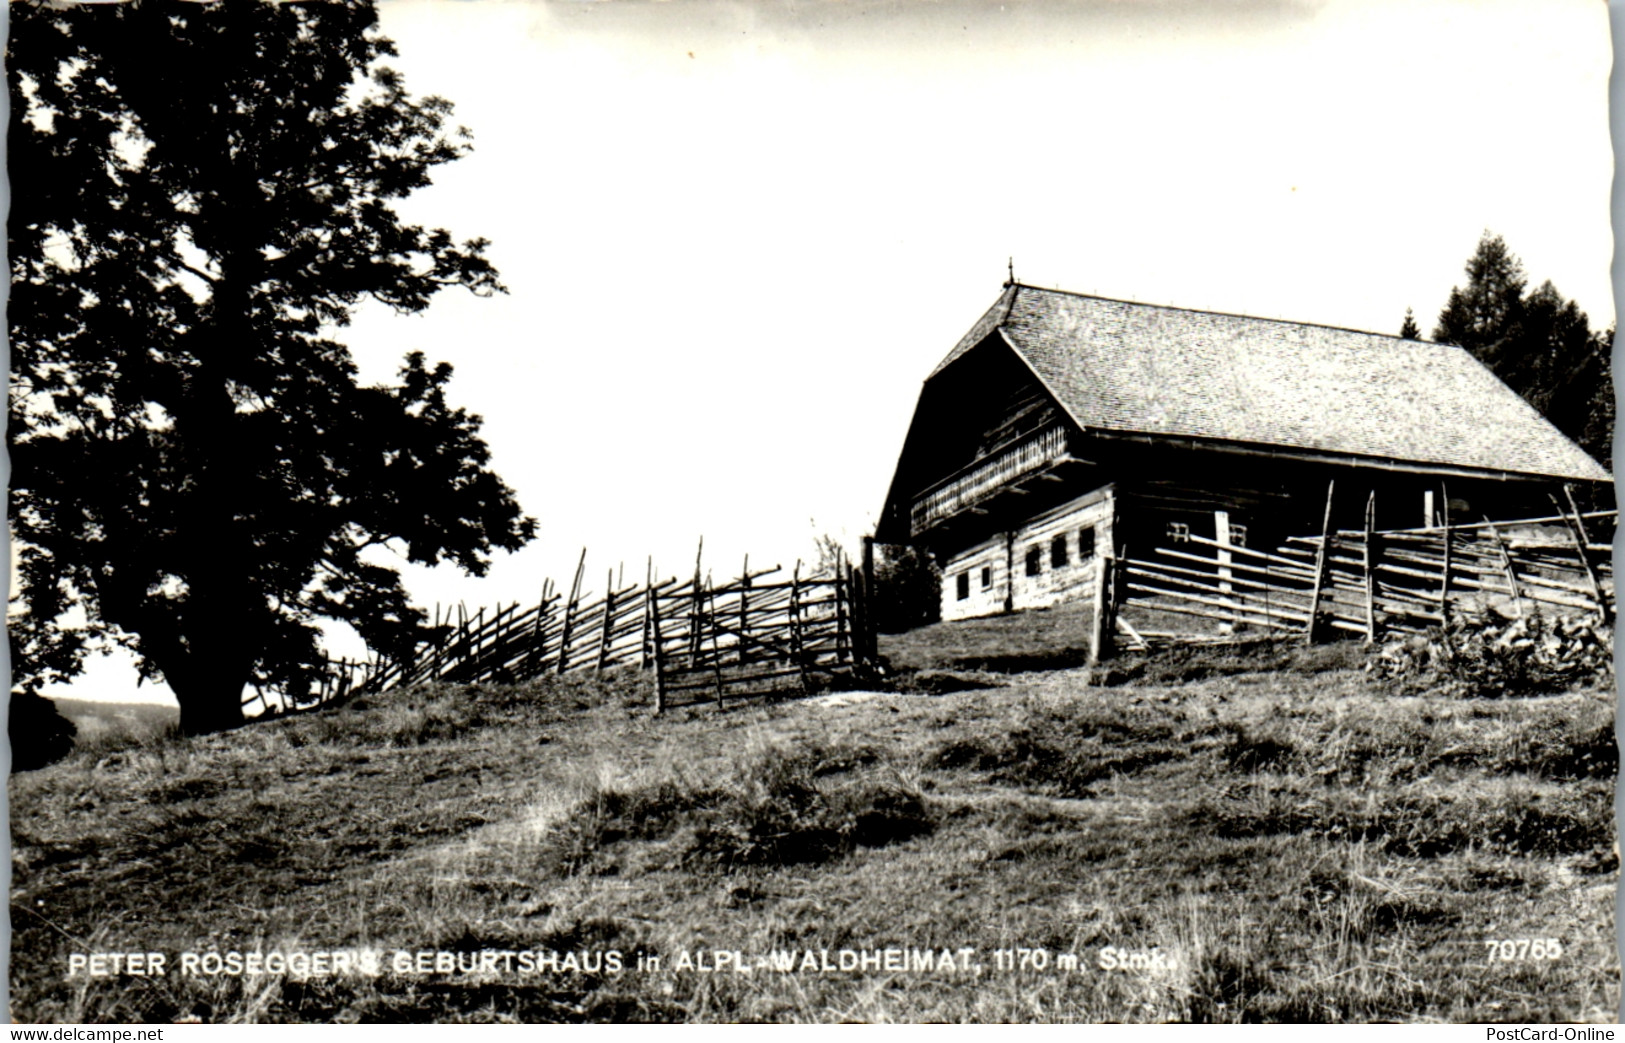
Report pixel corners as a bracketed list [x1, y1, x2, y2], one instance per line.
[910, 426, 1076, 536]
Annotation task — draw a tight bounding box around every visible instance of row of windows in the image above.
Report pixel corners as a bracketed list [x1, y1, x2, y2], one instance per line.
[952, 520, 1251, 601]
[954, 526, 1098, 600]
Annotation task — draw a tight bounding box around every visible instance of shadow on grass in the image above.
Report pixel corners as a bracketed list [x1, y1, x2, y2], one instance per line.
[1189, 779, 1614, 859]
[922, 703, 1189, 797]
[544, 740, 934, 876]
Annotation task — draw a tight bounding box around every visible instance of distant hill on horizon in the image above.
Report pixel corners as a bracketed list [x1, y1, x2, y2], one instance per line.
[50, 697, 178, 747]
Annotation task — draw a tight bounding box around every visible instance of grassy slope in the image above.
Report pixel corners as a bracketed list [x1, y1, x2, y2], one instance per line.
[10, 612, 1619, 1024]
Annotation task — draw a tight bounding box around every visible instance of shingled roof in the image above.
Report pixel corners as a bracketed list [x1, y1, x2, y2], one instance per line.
[930, 284, 1610, 483]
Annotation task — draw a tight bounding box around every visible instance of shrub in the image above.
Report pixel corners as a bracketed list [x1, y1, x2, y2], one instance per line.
[1368, 608, 1612, 698]
[10, 692, 77, 771]
[870, 544, 941, 634]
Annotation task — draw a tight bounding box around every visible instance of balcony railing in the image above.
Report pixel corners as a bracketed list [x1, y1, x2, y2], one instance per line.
[911, 426, 1070, 535]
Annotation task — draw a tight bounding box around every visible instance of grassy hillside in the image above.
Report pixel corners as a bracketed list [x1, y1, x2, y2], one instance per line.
[10, 614, 1618, 1023]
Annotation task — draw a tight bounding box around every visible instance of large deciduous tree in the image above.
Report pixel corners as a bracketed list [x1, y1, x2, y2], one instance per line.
[9, 0, 536, 734]
[1431, 232, 1614, 468]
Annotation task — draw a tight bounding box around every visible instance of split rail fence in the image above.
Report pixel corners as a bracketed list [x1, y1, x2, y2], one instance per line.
[280, 548, 879, 716]
[1114, 486, 1614, 650]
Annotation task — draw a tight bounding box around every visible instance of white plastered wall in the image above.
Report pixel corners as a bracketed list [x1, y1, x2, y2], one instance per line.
[939, 485, 1115, 622]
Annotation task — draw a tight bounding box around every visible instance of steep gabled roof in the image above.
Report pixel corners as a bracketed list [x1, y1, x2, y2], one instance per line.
[929, 283, 1610, 483]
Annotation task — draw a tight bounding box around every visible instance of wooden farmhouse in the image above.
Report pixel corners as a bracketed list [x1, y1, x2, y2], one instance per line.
[876, 282, 1613, 625]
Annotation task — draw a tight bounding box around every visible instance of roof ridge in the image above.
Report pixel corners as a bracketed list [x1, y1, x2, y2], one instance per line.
[1005, 281, 1442, 346]
[1001, 282, 1020, 325]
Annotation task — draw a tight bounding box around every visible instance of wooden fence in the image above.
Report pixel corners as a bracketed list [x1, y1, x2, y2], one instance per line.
[647, 562, 872, 711]
[1116, 489, 1614, 650]
[268, 547, 879, 716]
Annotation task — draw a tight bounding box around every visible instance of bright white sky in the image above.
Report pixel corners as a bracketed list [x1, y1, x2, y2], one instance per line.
[45, 0, 1615, 705]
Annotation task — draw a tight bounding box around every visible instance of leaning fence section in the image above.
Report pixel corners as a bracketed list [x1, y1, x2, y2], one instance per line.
[273, 547, 879, 717]
[647, 564, 863, 711]
[1117, 496, 1614, 650]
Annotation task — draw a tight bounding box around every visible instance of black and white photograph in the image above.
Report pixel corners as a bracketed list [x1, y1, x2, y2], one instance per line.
[6, 0, 1619, 1025]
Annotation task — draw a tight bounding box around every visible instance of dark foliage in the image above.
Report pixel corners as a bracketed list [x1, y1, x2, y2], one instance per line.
[8, 693, 76, 771]
[1431, 232, 1613, 468]
[869, 544, 941, 633]
[8, 1, 535, 733]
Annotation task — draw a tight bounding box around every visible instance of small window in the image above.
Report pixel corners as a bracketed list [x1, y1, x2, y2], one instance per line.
[956, 572, 970, 601]
[1079, 526, 1096, 559]
[1025, 546, 1043, 576]
[1229, 524, 1248, 549]
[1051, 534, 1069, 568]
[980, 566, 992, 590]
[1167, 521, 1190, 544]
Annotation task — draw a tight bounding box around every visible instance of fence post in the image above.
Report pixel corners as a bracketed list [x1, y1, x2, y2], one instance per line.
[848, 563, 866, 669]
[1439, 483, 1453, 626]
[649, 584, 667, 715]
[709, 587, 725, 709]
[1003, 530, 1016, 614]
[1483, 518, 1524, 618]
[1559, 485, 1612, 625]
[1362, 490, 1379, 644]
[1088, 553, 1116, 665]
[453, 604, 469, 680]
[862, 535, 877, 663]
[687, 538, 705, 668]
[473, 606, 491, 682]
[556, 595, 576, 676]
[556, 549, 586, 676]
[484, 604, 507, 682]
[1304, 479, 1336, 645]
[1214, 509, 1234, 635]
[790, 561, 809, 693]
[428, 603, 444, 681]
[641, 559, 654, 670]
[738, 555, 750, 667]
[597, 568, 617, 673]
[524, 581, 553, 679]
[835, 564, 850, 665]
[490, 605, 504, 680]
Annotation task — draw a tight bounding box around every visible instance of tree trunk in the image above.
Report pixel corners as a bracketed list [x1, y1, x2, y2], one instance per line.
[91, 571, 255, 736]
[168, 264, 259, 737]
[173, 676, 249, 736]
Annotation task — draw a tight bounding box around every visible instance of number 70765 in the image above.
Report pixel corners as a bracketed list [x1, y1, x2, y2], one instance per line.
[1484, 939, 1562, 962]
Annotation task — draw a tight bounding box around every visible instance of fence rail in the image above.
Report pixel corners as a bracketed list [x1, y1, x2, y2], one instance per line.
[1117, 489, 1614, 649]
